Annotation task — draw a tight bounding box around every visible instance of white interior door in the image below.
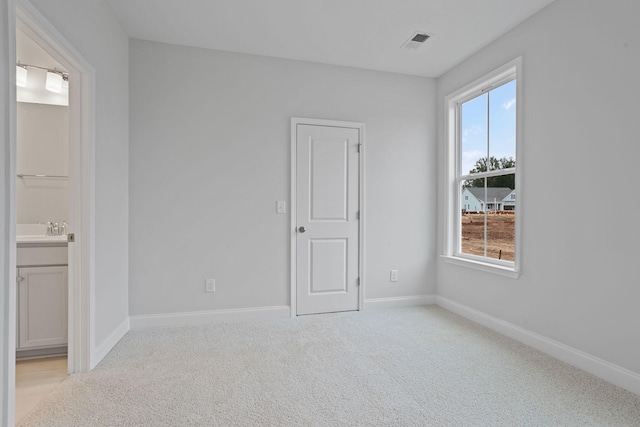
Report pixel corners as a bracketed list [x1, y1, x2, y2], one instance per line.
[296, 123, 360, 315]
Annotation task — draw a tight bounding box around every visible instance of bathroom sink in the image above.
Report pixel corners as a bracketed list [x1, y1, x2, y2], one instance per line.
[17, 234, 68, 243]
[16, 224, 67, 244]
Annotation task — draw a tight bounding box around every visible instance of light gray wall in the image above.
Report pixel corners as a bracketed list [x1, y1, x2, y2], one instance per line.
[16, 102, 68, 224]
[437, 0, 640, 375]
[28, 0, 129, 348]
[129, 40, 436, 316]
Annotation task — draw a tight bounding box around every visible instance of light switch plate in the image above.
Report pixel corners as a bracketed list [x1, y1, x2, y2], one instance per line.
[205, 279, 216, 293]
[390, 270, 399, 282]
[276, 200, 286, 214]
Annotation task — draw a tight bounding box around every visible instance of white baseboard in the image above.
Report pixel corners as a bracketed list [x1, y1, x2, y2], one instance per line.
[436, 296, 640, 397]
[364, 295, 436, 310]
[130, 305, 291, 329]
[92, 317, 130, 369]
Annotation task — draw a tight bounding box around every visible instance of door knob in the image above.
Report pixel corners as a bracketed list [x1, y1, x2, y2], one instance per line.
[298, 226, 306, 233]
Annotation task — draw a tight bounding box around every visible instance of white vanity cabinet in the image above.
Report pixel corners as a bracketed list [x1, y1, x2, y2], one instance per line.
[17, 266, 68, 349]
[16, 243, 68, 354]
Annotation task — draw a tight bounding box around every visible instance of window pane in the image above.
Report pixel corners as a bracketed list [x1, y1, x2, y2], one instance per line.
[486, 173, 515, 261]
[451, 61, 519, 269]
[488, 80, 516, 163]
[460, 93, 487, 176]
[460, 174, 516, 262]
[460, 178, 486, 257]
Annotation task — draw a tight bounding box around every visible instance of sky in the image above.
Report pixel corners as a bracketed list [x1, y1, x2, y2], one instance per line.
[460, 79, 516, 176]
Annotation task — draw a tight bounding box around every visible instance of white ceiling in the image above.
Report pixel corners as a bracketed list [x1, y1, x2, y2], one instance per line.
[106, 0, 556, 78]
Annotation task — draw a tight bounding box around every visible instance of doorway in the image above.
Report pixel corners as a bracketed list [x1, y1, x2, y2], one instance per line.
[14, 26, 70, 424]
[6, 1, 95, 424]
[290, 118, 365, 316]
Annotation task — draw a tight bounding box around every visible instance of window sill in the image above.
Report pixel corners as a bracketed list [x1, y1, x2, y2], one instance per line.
[440, 255, 520, 279]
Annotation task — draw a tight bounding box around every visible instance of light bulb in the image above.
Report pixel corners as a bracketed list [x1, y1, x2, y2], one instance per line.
[16, 65, 27, 87]
[45, 71, 63, 93]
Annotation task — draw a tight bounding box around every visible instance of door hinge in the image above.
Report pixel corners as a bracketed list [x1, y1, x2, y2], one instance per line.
[357, 277, 360, 287]
[357, 144, 362, 153]
[356, 211, 360, 220]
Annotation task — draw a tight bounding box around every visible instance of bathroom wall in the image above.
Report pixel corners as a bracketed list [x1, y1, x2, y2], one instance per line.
[16, 102, 68, 225]
[16, 29, 68, 107]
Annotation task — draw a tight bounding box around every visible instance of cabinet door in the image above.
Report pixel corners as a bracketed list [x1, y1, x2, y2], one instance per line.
[17, 266, 68, 349]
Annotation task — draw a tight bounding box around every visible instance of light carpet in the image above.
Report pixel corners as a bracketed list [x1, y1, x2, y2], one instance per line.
[19, 306, 640, 426]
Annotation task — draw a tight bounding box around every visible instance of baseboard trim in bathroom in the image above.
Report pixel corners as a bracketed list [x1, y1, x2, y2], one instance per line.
[16, 346, 67, 361]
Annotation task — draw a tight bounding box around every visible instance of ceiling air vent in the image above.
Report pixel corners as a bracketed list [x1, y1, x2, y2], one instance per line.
[401, 32, 432, 50]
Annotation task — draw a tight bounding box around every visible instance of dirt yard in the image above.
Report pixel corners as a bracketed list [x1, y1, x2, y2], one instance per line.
[461, 212, 515, 261]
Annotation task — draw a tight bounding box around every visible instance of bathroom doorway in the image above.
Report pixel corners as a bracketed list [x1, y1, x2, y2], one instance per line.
[6, 2, 95, 424]
[14, 26, 70, 424]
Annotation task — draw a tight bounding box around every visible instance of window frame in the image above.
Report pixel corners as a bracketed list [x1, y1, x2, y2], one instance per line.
[443, 57, 523, 278]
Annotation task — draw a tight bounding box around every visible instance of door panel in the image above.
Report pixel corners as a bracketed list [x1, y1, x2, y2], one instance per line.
[310, 138, 348, 221]
[296, 124, 359, 315]
[309, 239, 348, 294]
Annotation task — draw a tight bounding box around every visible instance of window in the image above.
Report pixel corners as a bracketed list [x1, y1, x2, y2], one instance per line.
[444, 58, 521, 277]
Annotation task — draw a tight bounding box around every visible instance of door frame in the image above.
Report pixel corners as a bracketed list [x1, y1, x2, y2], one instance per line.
[290, 117, 365, 317]
[13, 0, 95, 374]
[4, 1, 95, 422]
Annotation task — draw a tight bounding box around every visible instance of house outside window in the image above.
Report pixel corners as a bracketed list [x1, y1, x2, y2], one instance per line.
[444, 58, 522, 277]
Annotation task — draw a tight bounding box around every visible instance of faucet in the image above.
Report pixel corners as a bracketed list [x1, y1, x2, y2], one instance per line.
[45, 221, 67, 236]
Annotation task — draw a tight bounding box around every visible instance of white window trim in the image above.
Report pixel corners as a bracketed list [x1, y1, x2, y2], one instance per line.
[443, 57, 523, 278]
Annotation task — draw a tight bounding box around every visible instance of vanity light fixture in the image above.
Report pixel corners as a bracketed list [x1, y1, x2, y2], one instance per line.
[45, 70, 63, 93]
[15, 61, 68, 92]
[16, 64, 28, 87]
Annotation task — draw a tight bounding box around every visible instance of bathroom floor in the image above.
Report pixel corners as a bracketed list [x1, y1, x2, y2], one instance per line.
[15, 356, 67, 424]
